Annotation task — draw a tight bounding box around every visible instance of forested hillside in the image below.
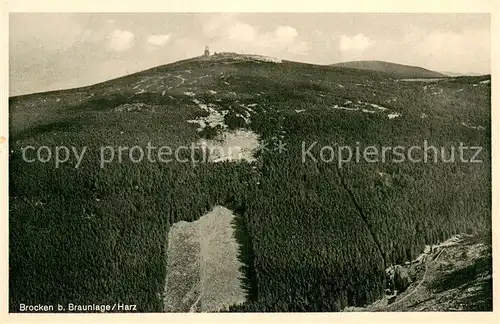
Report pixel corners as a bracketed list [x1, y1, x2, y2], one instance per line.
[9, 54, 491, 312]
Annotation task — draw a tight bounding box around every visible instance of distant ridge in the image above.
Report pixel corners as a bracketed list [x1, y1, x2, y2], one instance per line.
[441, 71, 485, 77]
[331, 60, 447, 79]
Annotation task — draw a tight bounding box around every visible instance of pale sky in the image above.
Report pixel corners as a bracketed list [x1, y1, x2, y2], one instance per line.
[9, 13, 490, 96]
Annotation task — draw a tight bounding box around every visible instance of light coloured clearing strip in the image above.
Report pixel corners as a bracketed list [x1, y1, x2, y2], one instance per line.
[461, 122, 486, 130]
[370, 103, 389, 111]
[332, 105, 359, 111]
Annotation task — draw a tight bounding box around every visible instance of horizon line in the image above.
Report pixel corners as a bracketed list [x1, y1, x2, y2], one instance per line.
[9, 54, 491, 98]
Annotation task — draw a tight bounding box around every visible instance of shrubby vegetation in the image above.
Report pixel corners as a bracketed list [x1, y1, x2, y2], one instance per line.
[9, 58, 491, 312]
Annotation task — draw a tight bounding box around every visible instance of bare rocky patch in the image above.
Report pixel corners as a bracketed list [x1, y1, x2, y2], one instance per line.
[186, 98, 260, 163]
[199, 130, 260, 163]
[345, 234, 492, 312]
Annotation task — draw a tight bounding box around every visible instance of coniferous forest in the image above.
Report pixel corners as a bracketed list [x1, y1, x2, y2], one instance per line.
[9, 57, 491, 312]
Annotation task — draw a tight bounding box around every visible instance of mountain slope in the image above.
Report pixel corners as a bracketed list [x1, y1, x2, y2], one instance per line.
[331, 60, 447, 78]
[345, 233, 492, 312]
[9, 53, 491, 312]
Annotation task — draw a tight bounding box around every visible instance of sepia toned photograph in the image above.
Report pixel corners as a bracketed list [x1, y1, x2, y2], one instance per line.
[6, 9, 492, 317]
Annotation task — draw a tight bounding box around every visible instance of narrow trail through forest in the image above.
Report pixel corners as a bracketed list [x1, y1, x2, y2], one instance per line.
[334, 165, 387, 271]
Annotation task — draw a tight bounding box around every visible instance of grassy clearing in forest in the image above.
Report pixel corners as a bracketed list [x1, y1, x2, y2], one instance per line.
[164, 206, 247, 312]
